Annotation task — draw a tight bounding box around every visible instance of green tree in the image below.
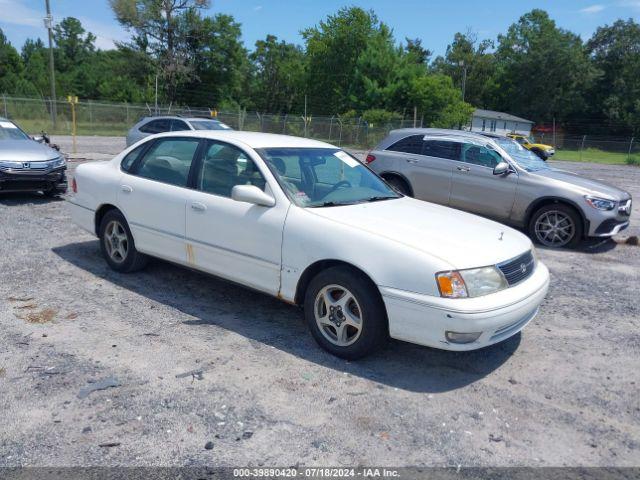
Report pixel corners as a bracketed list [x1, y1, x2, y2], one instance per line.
[493, 9, 596, 123]
[408, 74, 474, 128]
[0, 29, 24, 94]
[587, 19, 640, 134]
[249, 34, 305, 113]
[433, 31, 497, 108]
[53, 17, 96, 69]
[302, 7, 388, 114]
[110, 0, 210, 100]
[20, 39, 50, 97]
[176, 13, 249, 106]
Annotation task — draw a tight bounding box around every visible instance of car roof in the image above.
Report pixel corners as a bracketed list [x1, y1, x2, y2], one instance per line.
[139, 116, 223, 122]
[148, 130, 336, 149]
[374, 128, 491, 150]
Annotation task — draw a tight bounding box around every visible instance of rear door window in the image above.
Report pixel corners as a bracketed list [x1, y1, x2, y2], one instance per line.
[139, 119, 171, 134]
[386, 135, 424, 155]
[422, 140, 461, 160]
[171, 119, 190, 132]
[133, 138, 200, 187]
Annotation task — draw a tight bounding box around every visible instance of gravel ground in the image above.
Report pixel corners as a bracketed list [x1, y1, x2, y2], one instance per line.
[0, 136, 638, 467]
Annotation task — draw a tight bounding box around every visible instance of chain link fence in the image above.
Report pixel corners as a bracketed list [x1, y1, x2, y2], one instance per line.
[0, 95, 417, 150]
[1, 94, 638, 163]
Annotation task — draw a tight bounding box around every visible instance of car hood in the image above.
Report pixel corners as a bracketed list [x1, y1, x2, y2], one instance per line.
[307, 197, 532, 270]
[532, 168, 630, 199]
[0, 139, 60, 162]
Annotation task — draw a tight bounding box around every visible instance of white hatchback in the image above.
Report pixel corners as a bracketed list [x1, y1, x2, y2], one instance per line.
[68, 131, 550, 359]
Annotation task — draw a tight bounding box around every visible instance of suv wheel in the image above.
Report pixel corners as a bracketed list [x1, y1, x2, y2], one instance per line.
[529, 204, 583, 248]
[99, 210, 149, 272]
[304, 266, 388, 359]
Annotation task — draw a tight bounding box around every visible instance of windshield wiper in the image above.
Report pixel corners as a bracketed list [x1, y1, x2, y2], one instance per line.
[364, 196, 397, 202]
[309, 200, 355, 208]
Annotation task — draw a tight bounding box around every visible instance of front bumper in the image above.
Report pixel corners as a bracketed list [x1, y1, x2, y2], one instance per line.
[587, 197, 632, 237]
[0, 167, 67, 193]
[380, 262, 550, 351]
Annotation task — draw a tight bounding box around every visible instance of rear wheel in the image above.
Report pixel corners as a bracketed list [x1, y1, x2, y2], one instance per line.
[99, 209, 149, 272]
[304, 266, 388, 359]
[384, 176, 411, 196]
[529, 204, 583, 248]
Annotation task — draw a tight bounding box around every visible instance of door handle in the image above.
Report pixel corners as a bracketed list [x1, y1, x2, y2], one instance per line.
[456, 166, 470, 172]
[120, 185, 133, 193]
[191, 202, 206, 212]
[406, 158, 419, 164]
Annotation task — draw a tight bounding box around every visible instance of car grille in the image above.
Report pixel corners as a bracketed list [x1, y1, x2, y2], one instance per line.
[497, 251, 535, 286]
[618, 199, 632, 216]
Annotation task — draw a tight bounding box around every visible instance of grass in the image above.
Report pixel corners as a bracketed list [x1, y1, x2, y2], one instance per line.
[553, 148, 639, 166]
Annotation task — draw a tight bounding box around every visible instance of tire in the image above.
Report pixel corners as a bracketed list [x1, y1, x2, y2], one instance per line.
[304, 266, 388, 359]
[98, 209, 149, 272]
[528, 203, 583, 248]
[384, 176, 411, 196]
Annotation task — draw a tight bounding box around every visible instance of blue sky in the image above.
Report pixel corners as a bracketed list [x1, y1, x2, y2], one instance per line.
[1, 0, 638, 55]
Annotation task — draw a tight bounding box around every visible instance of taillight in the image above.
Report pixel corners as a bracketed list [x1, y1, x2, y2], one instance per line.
[365, 154, 376, 164]
[72, 177, 77, 193]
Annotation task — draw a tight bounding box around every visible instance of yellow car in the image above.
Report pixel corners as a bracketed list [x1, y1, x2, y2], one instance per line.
[507, 133, 555, 160]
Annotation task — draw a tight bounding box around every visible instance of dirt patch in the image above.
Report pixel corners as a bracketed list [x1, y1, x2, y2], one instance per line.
[18, 308, 58, 324]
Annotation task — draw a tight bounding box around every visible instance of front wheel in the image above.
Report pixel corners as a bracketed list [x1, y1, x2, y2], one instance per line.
[304, 266, 388, 359]
[529, 204, 583, 248]
[99, 209, 149, 272]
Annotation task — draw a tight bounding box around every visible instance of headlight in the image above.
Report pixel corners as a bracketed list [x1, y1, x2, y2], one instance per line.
[44, 156, 65, 168]
[585, 195, 616, 211]
[436, 266, 508, 298]
[0, 160, 23, 169]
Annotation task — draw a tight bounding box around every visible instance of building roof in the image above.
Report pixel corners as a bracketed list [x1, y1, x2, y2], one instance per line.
[473, 109, 533, 124]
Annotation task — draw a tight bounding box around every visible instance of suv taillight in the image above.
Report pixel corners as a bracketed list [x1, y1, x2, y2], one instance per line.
[72, 177, 77, 193]
[365, 154, 376, 164]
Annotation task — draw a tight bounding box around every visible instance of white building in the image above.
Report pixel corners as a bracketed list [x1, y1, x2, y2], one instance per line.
[469, 109, 533, 136]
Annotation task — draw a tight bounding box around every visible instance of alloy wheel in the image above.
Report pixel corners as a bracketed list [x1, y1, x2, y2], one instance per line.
[314, 284, 363, 347]
[104, 220, 129, 263]
[534, 210, 575, 247]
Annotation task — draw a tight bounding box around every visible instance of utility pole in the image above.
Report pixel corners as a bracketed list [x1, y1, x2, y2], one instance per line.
[154, 74, 158, 114]
[44, 0, 57, 128]
[413, 106, 417, 128]
[459, 60, 467, 103]
[304, 94, 308, 137]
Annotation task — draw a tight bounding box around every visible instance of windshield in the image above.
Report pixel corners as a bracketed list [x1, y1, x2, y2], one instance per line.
[0, 121, 30, 140]
[189, 120, 232, 131]
[257, 147, 400, 207]
[493, 137, 550, 172]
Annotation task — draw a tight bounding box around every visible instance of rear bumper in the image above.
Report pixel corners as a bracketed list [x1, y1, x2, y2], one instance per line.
[381, 262, 550, 351]
[67, 199, 96, 235]
[0, 167, 67, 193]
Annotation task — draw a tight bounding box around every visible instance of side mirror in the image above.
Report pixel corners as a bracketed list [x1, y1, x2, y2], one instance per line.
[231, 184, 275, 207]
[493, 161, 511, 176]
[32, 135, 45, 143]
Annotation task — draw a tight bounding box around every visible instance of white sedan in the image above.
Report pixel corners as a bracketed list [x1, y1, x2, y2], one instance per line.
[68, 131, 550, 359]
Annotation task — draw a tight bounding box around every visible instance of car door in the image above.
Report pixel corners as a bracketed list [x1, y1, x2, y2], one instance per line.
[117, 137, 202, 264]
[411, 138, 462, 205]
[184, 140, 288, 295]
[448, 141, 518, 221]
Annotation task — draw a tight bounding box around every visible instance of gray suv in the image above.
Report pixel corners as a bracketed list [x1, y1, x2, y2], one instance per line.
[367, 128, 632, 248]
[126, 115, 232, 147]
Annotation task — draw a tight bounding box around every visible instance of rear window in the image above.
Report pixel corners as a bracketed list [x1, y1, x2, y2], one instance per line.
[386, 135, 424, 155]
[422, 140, 460, 161]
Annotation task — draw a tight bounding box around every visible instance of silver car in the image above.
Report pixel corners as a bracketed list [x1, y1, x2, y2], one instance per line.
[126, 115, 232, 147]
[0, 118, 67, 196]
[367, 128, 632, 248]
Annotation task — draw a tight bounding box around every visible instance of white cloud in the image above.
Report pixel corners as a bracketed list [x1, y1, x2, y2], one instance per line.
[0, 0, 42, 27]
[253, 5, 263, 11]
[580, 4, 606, 13]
